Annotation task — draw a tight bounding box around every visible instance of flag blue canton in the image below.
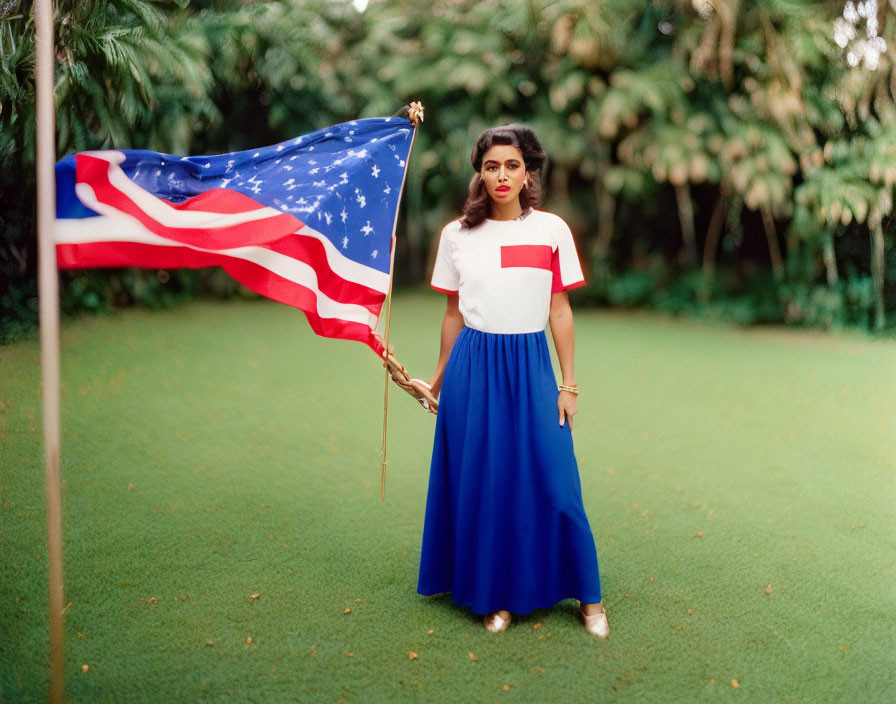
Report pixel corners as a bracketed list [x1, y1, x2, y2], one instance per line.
[115, 118, 414, 274]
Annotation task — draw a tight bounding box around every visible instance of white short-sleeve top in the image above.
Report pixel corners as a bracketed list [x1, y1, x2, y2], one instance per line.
[430, 209, 585, 334]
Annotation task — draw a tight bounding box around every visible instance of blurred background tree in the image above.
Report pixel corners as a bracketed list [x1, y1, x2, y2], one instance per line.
[2, 0, 894, 340]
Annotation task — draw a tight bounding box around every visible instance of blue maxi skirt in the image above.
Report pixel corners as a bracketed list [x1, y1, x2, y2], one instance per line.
[417, 327, 602, 615]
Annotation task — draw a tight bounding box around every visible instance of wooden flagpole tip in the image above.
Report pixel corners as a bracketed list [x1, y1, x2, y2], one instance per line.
[408, 101, 425, 124]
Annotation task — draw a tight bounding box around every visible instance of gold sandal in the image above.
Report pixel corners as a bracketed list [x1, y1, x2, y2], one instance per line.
[579, 604, 609, 638]
[483, 610, 511, 633]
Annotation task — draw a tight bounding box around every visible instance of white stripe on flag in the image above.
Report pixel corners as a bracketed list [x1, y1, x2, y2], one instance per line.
[63, 182, 390, 293]
[55, 215, 379, 327]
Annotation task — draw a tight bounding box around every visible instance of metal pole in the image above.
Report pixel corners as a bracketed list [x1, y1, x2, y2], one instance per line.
[34, 0, 65, 701]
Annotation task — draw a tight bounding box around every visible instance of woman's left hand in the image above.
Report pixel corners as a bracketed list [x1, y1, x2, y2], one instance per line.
[558, 390, 578, 429]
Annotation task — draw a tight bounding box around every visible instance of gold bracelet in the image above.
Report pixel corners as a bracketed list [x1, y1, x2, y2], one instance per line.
[558, 384, 579, 395]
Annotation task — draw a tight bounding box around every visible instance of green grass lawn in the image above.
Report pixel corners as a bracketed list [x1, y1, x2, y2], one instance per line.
[2, 293, 895, 703]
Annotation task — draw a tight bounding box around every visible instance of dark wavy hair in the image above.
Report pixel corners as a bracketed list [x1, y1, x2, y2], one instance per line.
[460, 125, 548, 229]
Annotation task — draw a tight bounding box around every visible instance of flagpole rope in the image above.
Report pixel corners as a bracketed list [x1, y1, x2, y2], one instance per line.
[380, 103, 423, 500]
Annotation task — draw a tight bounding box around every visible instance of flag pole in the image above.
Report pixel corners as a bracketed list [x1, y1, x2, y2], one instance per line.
[34, 0, 65, 701]
[380, 102, 424, 500]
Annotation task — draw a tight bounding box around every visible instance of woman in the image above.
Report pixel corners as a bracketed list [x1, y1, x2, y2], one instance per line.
[417, 125, 608, 637]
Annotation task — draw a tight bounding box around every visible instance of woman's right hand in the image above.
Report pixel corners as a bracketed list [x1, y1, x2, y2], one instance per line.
[409, 378, 439, 414]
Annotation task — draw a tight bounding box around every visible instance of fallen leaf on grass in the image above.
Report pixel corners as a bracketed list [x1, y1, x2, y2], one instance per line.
[502, 685, 511, 691]
[354, 598, 361, 603]
[206, 640, 214, 646]
[709, 679, 715, 684]
[311, 645, 317, 656]
[841, 646, 849, 652]
[343, 608, 351, 614]
[731, 679, 739, 688]
[140, 598, 157, 605]
[346, 652, 354, 657]
[62, 602, 73, 613]
[696, 531, 703, 537]
[408, 651, 418, 660]
[81, 664, 89, 673]
[77, 632, 84, 639]
[765, 585, 772, 595]
[532, 666, 544, 673]
[468, 652, 478, 661]
[246, 637, 252, 644]
[623, 594, 630, 598]
[533, 623, 542, 629]
[249, 593, 261, 601]
[427, 629, 434, 635]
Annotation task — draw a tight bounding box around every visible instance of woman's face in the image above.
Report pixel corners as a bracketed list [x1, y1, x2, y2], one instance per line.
[479, 144, 528, 207]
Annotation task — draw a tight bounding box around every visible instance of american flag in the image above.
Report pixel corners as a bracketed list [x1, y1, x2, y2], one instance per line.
[55, 117, 416, 354]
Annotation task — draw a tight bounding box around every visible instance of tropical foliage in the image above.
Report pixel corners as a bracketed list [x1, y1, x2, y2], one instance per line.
[2, 0, 894, 340]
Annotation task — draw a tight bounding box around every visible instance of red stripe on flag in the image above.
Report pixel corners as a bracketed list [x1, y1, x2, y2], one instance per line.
[266, 233, 385, 312]
[57, 238, 385, 312]
[171, 187, 275, 215]
[77, 154, 301, 250]
[220, 258, 383, 354]
[58, 241, 217, 270]
[57, 242, 383, 353]
[58, 236, 385, 312]
[500, 244, 552, 270]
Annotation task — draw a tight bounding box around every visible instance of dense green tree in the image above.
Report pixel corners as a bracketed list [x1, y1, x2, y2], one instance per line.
[1, 0, 220, 337]
[1, 0, 893, 338]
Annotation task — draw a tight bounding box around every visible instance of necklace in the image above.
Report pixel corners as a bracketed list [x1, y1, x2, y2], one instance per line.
[486, 207, 532, 223]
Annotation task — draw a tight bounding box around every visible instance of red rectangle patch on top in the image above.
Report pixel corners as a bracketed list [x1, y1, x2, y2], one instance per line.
[500, 244, 552, 270]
